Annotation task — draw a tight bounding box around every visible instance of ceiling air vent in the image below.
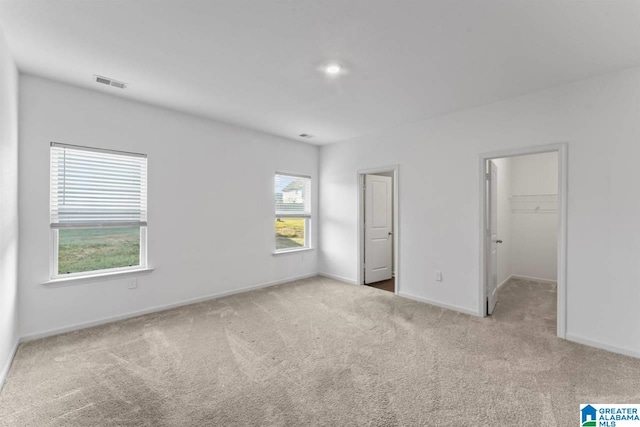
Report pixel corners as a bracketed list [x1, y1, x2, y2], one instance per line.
[94, 75, 127, 89]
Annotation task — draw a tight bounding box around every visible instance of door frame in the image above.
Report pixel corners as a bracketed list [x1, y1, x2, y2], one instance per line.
[357, 165, 400, 294]
[479, 143, 568, 339]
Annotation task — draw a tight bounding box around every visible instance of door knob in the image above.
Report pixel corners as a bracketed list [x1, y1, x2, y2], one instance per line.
[495, 240, 503, 244]
[388, 232, 393, 236]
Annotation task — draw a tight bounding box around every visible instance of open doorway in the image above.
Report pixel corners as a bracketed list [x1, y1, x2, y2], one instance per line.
[357, 166, 399, 294]
[480, 144, 567, 338]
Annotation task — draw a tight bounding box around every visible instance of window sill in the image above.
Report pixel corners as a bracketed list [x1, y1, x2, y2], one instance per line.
[43, 267, 155, 287]
[272, 247, 314, 255]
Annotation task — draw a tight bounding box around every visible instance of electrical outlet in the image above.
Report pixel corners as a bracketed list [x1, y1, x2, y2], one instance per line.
[435, 271, 442, 282]
[127, 278, 137, 289]
[301, 252, 306, 261]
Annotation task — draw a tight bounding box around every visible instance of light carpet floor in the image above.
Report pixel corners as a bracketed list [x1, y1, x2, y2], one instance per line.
[1, 276, 639, 426]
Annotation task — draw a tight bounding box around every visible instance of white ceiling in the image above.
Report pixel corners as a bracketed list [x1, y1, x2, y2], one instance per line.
[2, 1, 640, 145]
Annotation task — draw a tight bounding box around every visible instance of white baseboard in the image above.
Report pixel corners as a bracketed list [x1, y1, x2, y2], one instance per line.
[498, 275, 513, 289]
[397, 292, 480, 317]
[0, 340, 19, 392]
[565, 333, 640, 360]
[510, 274, 557, 284]
[20, 273, 319, 343]
[318, 272, 359, 285]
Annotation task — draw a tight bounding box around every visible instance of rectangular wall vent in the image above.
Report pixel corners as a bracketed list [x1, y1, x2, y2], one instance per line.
[94, 75, 127, 89]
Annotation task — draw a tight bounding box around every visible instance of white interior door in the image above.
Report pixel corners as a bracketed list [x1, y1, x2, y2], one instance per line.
[364, 174, 393, 284]
[487, 161, 499, 314]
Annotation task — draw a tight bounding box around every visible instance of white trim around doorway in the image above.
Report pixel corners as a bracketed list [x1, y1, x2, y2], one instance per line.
[357, 165, 400, 295]
[478, 143, 568, 339]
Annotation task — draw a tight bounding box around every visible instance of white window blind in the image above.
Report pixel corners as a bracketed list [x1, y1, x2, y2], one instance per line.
[275, 173, 311, 217]
[50, 142, 148, 228]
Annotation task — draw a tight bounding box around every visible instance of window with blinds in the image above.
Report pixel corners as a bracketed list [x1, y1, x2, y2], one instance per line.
[274, 173, 311, 252]
[50, 142, 148, 277]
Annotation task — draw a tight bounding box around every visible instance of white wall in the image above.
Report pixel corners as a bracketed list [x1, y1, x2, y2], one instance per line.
[18, 75, 319, 339]
[509, 152, 558, 281]
[319, 67, 640, 357]
[0, 28, 19, 387]
[492, 157, 512, 286]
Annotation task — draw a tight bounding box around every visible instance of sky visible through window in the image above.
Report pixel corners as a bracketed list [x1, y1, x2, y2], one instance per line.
[275, 175, 296, 193]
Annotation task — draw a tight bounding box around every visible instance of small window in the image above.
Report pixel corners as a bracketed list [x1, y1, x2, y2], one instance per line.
[274, 173, 311, 252]
[50, 142, 148, 278]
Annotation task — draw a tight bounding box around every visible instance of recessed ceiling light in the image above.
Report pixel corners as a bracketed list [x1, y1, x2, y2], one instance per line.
[317, 62, 348, 77]
[325, 64, 342, 75]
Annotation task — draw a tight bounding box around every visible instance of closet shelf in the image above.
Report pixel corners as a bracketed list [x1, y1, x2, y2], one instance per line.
[509, 194, 558, 213]
[509, 193, 558, 198]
